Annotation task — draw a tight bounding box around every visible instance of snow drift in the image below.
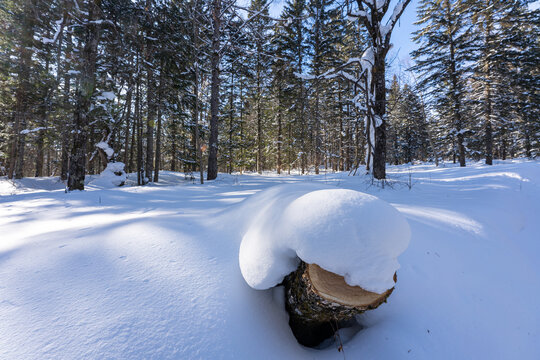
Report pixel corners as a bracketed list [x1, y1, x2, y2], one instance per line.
[239, 185, 411, 294]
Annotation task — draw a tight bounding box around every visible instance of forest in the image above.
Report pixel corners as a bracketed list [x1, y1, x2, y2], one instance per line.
[1, 1, 540, 358]
[0, 0, 538, 189]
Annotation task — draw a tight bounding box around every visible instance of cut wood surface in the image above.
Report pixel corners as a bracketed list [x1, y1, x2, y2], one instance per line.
[284, 261, 396, 347]
[307, 263, 394, 309]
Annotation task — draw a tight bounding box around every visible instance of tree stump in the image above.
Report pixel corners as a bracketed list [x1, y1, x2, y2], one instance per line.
[284, 261, 395, 347]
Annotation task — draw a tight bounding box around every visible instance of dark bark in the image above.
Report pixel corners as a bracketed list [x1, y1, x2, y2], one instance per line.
[480, 8, 494, 165]
[123, 84, 133, 168]
[36, 48, 51, 178]
[228, 72, 234, 174]
[145, 1, 155, 183]
[445, 0, 465, 167]
[136, 56, 144, 185]
[372, 54, 387, 180]
[277, 93, 282, 175]
[256, 39, 263, 174]
[60, 17, 72, 181]
[10, 0, 35, 179]
[35, 130, 44, 177]
[313, 4, 321, 175]
[352, 0, 411, 179]
[207, 0, 221, 181]
[485, 113, 493, 165]
[67, 0, 101, 191]
[284, 261, 394, 347]
[153, 62, 164, 183]
[192, 8, 204, 184]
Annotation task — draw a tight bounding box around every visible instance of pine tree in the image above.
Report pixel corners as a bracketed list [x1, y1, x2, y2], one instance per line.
[506, 3, 539, 158]
[67, 0, 102, 190]
[245, 0, 273, 174]
[411, 0, 476, 167]
[280, 0, 309, 173]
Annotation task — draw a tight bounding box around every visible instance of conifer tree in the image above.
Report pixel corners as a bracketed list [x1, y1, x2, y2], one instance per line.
[411, 0, 476, 167]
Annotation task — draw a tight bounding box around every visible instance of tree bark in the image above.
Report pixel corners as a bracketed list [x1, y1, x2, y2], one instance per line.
[136, 54, 144, 185]
[153, 60, 164, 182]
[145, 0, 155, 183]
[67, 0, 101, 191]
[372, 54, 387, 180]
[207, 0, 221, 181]
[192, 6, 204, 184]
[277, 93, 282, 175]
[10, 0, 35, 179]
[123, 83, 133, 168]
[284, 261, 394, 347]
[445, 0, 466, 167]
[60, 14, 72, 181]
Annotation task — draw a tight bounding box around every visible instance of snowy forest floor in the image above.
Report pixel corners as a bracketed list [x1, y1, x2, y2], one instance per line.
[1, 159, 539, 359]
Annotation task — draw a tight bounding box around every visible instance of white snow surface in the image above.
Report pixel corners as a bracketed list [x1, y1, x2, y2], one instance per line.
[90, 161, 126, 188]
[96, 141, 115, 159]
[1, 159, 539, 359]
[99, 91, 116, 100]
[239, 185, 410, 293]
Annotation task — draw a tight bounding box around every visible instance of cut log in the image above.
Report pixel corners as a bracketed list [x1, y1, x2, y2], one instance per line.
[284, 261, 395, 347]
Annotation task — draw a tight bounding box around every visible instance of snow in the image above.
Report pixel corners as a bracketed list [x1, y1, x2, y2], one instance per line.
[239, 185, 410, 293]
[97, 91, 116, 101]
[293, 72, 316, 80]
[90, 162, 127, 188]
[361, 47, 374, 70]
[20, 127, 46, 135]
[96, 141, 115, 159]
[0, 159, 539, 359]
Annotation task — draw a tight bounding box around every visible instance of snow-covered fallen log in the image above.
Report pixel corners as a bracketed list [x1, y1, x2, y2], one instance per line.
[238, 184, 410, 346]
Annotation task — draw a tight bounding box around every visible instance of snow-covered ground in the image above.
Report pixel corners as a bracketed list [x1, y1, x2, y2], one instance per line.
[1, 159, 539, 359]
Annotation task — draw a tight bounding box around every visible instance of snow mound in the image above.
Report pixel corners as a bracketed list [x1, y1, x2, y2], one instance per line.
[90, 162, 126, 188]
[239, 185, 411, 294]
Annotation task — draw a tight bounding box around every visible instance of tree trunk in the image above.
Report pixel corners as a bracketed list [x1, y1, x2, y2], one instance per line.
[11, 0, 35, 179]
[256, 50, 263, 174]
[277, 94, 282, 175]
[192, 8, 204, 184]
[372, 54, 387, 180]
[144, 0, 155, 182]
[67, 0, 101, 191]
[60, 17, 72, 181]
[36, 49, 51, 178]
[207, 0, 221, 181]
[154, 61, 164, 183]
[136, 58, 144, 186]
[228, 72, 234, 174]
[123, 84, 133, 167]
[35, 129, 44, 177]
[446, 1, 465, 168]
[284, 261, 395, 347]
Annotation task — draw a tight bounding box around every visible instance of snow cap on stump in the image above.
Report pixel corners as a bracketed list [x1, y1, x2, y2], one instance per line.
[90, 162, 127, 188]
[239, 185, 410, 294]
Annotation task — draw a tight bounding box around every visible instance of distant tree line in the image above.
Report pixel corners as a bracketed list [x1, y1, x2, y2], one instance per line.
[0, 0, 537, 189]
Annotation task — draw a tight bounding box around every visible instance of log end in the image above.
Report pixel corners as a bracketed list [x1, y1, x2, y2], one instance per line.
[307, 264, 394, 310]
[284, 262, 397, 347]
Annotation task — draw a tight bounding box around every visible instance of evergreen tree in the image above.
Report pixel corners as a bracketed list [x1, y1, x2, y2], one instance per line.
[411, 0, 477, 166]
[280, 0, 309, 173]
